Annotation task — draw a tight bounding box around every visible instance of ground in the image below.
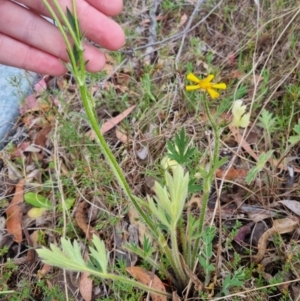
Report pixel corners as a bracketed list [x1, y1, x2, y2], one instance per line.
[1, 0, 300, 300]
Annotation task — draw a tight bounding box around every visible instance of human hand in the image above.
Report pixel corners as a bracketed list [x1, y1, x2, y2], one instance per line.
[0, 0, 125, 75]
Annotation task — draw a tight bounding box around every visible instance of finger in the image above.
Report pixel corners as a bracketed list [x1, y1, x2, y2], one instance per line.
[17, 0, 125, 50]
[0, 1, 107, 73]
[86, 0, 123, 16]
[0, 33, 66, 76]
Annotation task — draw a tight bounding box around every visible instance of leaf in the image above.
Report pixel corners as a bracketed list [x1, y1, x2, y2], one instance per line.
[258, 109, 276, 132]
[89, 235, 108, 274]
[102, 105, 136, 134]
[254, 217, 299, 263]
[87, 105, 136, 139]
[34, 77, 48, 93]
[34, 125, 52, 148]
[234, 222, 254, 244]
[245, 150, 274, 185]
[126, 266, 167, 301]
[27, 207, 47, 218]
[115, 128, 128, 143]
[37, 264, 52, 279]
[180, 255, 203, 290]
[66, 7, 77, 33]
[279, 200, 300, 216]
[75, 201, 94, 241]
[19, 95, 38, 115]
[179, 13, 188, 26]
[37, 238, 87, 271]
[24, 192, 52, 209]
[57, 198, 75, 211]
[166, 128, 196, 165]
[216, 168, 248, 180]
[6, 179, 25, 243]
[288, 119, 300, 144]
[80, 252, 93, 301]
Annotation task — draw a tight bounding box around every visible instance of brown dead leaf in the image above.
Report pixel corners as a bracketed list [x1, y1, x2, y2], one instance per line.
[34, 77, 48, 93]
[279, 200, 300, 217]
[87, 105, 136, 140]
[75, 201, 94, 241]
[215, 168, 248, 180]
[56, 76, 69, 90]
[230, 70, 244, 79]
[80, 252, 93, 301]
[126, 266, 167, 301]
[179, 13, 188, 26]
[101, 105, 136, 134]
[34, 126, 52, 148]
[139, 15, 164, 26]
[20, 96, 50, 114]
[254, 217, 299, 263]
[234, 222, 254, 244]
[180, 254, 203, 290]
[6, 179, 25, 243]
[101, 53, 116, 76]
[115, 128, 129, 143]
[30, 231, 39, 247]
[172, 291, 181, 301]
[38, 264, 52, 279]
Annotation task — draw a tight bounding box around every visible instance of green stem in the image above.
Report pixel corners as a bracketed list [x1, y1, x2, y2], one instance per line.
[192, 96, 219, 264]
[42, 0, 158, 235]
[170, 226, 187, 286]
[93, 271, 171, 297]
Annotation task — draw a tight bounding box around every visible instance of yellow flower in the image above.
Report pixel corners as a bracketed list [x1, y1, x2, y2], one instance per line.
[186, 73, 227, 99]
[231, 100, 250, 128]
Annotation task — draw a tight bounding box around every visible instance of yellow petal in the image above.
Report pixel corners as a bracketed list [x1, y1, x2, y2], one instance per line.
[28, 207, 47, 218]
[207, 88, 220, 99]
[239, 112, 250, 128]
[231, 116, 240, 127]
[186, 73, 201, 83]
[186, 85, 200, 91]
[212, 83, 227, 90]
[202, 74, 215, 83]
[232, 100, 246, 118]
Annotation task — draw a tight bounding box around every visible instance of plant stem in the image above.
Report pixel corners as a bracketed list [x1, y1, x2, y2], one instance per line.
[42, 0, 158, 237]
[170, 226, 187, 287]
[192, 96, 219, 263]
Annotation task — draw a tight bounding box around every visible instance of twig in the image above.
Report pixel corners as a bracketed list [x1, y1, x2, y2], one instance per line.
[175, 0, 206, 67]
[145, 0, 162, 64]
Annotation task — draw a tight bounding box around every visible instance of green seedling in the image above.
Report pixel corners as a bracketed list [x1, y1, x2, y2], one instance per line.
[198, 226, 216, 286]
[24, 192, 75, 218]
[220, 266, 245, 296]
[258, 109, 278, 149]
[245, 150, 274, 185]
[288, 119, 300, 145]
